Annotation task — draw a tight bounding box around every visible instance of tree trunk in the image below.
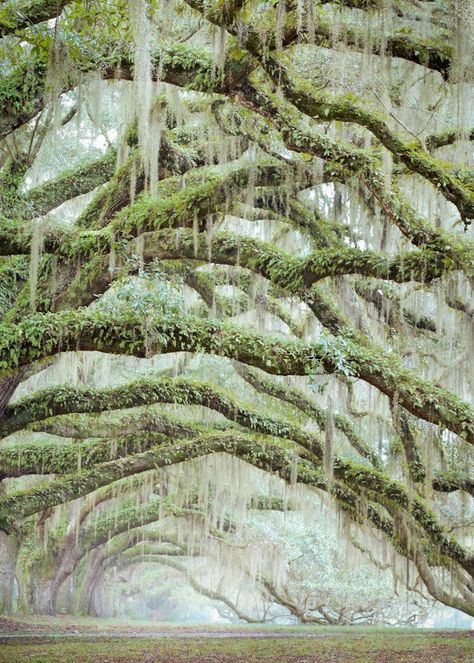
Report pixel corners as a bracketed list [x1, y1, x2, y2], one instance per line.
[0, 532, 19, 613]
[77, 550, 106, 616]
[88, 567, 106, 617]
[40, 535, 81, 616]
[35, 579, 56, 616]
[0, 370, 27, 419]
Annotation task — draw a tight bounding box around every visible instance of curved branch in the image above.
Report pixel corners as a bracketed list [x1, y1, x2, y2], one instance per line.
[1, 301, 472, 446]
[0, 432, 316, 531]
[0, 0, 71, 37]
[186, 0, 472, 218]
[21, 150, 117, 219]
[234, 363, 379, 466]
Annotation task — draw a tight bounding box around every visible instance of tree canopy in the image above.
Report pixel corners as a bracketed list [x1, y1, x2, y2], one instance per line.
[0, 0, 472, 623]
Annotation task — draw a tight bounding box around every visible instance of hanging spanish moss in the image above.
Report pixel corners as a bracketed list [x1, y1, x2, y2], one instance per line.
[29, 221, 43, 311]
[0, 0, 472, 645]
[129, 0, 153, 187]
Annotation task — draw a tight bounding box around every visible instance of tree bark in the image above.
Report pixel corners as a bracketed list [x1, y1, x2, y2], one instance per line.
[0, 532, 19, 613]
[0, 368, 27, 420]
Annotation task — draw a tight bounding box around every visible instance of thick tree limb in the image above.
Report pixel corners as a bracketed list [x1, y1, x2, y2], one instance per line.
[0, 0, 71, 37]
[2, 428, 472, 581]
[186, 0, 472, 219]
[1, 306, 472, 444]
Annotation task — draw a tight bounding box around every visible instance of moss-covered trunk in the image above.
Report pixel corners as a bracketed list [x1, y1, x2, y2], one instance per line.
[0, 532, 18, 613]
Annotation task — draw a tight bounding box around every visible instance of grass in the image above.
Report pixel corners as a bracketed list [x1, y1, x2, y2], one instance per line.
[0, 622, 472, 663]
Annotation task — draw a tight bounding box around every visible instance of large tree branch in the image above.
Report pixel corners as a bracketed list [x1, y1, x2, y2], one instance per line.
[0, 431, 176, 478]
[0, 42, 250, 139]
[1, 303, 472, 445]
[3, 377, 472, 562]
[237, 79, 474, 247]
[185, 0, 472, 219]
[0, 0, 71, 37]
[2, 220, 466, 289]
[142, 229, 473, 441]
[1, 366, 376, 468]
[20, 150, 117, 219]
[0, 432, 312, 531]
[233, 363, 379, 466]
[2, 426, 472, 581]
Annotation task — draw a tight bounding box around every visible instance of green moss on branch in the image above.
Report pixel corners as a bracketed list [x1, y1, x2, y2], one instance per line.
[0, 0, 71, 37]
[1, 305, 472, 445]
[21, 150, 117, 220]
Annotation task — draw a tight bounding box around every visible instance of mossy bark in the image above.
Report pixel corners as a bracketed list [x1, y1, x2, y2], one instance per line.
[1, 308, 472, 444]
[0, 532, 19, 613]
[0, 0, 71, 37]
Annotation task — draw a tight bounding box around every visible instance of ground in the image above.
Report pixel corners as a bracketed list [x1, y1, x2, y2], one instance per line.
[0, 617, 472, 662]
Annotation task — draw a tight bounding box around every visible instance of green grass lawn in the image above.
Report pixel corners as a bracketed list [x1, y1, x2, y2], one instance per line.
[0, 624, 472, 663]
